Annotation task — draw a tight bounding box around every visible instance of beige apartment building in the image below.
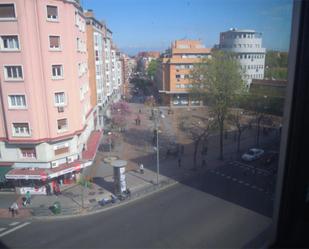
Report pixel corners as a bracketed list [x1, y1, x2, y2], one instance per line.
[157, 40, 211, 106]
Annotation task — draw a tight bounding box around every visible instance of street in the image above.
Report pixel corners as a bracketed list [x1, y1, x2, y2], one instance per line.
[0, 176, 271, 249]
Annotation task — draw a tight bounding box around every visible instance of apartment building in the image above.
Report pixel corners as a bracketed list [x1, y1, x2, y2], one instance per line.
[157, 40, 211, 106]
[218, 28, 266, 87]
[104, 28, 113, 99]
[0, 0, 101, 194]
[85, 10, 106, 128]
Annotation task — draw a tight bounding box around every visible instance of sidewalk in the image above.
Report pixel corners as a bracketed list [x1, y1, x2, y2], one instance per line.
[0, 103, 280, 219]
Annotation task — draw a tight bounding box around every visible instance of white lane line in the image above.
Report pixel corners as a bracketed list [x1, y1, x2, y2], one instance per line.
[226, 176, 231, 179]
[0, 228, 6, 232]
[245, 183, 250, 186]
[232, 178, 237, 181]
[0, 222, 30, 238]
[220, 173, 225, 177]
[9, 221, 20, 226]
[251, 185, 257, 189]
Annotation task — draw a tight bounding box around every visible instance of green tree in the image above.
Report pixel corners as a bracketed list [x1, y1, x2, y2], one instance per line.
[147, 59, 158, 79]
[191, 51, 245, 159]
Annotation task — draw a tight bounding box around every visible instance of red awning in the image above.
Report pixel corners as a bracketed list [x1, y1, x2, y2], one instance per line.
[82, 130, 102, 160]
[5, 160, 92, 180]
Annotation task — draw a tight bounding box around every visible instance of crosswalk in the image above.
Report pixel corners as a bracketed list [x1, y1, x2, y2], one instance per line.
[0, 221, 30, 238]
[228, 161, 273, 176]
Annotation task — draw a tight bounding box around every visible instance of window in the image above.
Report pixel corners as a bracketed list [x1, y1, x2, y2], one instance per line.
[20, 148, 36, 158]
[47, 5, 58, 20]
[57, 118, 68, 132]
[0, 4, 16, 19]
[0, 35, 19, 50]
[49, 36, 60, 49]
[54, 146, 69, 156]
[4, 65, 23, 80]
[8, 95, 26, 108]
[54, 92, 66, 106]
[12, 123, 30, 137]
[52, 65, 63, 79]
[176, 74, 181, 79]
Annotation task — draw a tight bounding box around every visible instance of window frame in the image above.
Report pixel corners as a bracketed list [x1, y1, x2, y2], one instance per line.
[51, 64, 64, 80]
[8, 94, 27, 109]
[3, 64, 24, 81]
[54, 91, 67, 107]
[48, 35, 61, 51]
[20, 148, 36, 159]
[0, 34, 20, 51]
[57, 118, 68, 133]
[0, 3, 17, 21]
[46, 5, 59, 22]
[12, 122, 31, 137]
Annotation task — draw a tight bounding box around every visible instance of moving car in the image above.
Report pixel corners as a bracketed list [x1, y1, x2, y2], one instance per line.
[241, 148, 264, 161]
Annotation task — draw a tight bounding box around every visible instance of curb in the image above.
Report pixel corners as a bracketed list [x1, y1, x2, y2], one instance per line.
[29, 180, 179, 221]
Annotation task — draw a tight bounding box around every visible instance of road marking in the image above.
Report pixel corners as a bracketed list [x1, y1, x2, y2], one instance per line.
[232, 178, 237, 181]
[0, 222, 30, 238]
[9, 222, 20, 226]
[220, 173, 225, 177]
[226, 176, 231, 179]
[0, 228, 6, 232]
[251, 185, 257, 189]
[238, 180, 243, 184]
[245, 183, 250, 186]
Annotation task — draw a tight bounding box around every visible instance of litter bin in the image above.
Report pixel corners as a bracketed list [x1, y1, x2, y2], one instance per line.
[51, 201, 61, 214]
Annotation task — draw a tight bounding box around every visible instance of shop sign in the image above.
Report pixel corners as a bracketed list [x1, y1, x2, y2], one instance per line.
[19, 186, 46, 195]
[5, 174, 42, 180]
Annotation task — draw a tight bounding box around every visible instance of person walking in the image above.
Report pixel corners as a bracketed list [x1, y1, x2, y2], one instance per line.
[25, 191, 31, 206]
[202, 158, 206, 168]
[9, 202, 19, 217]
[178, 157, 181, 168]
[139, 163, 144, 174]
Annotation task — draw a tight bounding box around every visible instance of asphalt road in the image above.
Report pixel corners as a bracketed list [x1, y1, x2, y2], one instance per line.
[1, 169, 272, 249]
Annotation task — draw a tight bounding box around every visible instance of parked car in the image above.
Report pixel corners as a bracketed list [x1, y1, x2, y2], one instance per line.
[180, 100, 189, 105]
[241, 148, 264, 161]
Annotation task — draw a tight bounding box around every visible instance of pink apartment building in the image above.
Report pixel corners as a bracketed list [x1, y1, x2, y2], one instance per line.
[0, 0, 101, 194]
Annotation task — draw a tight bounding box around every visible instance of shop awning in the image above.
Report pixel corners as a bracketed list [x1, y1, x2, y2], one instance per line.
[82, 130, 102, 160]
[5, 160, 92, 180]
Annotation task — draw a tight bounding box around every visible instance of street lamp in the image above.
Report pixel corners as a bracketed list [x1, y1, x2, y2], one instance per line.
[108, 132, 112, 155]
[153, 108, 164, 185]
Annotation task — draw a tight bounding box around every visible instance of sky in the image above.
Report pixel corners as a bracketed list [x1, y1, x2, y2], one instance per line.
[82, 0, 293, 56]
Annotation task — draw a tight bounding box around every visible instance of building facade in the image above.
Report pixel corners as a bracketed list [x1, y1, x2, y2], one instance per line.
[218, 28, 266, 87]
[157, 40, 211, 106]
[85, 10, 106, 128]
[0, 0, 100, 193]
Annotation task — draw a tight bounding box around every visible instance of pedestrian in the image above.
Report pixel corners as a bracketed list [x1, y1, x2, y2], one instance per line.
[135, 118, 138, 125]
[178, 157, 181, 168]
[139, 109, 142, 114]
[181, 145, 184, 155]
[139, 163, 144, 174]
[46, 184, 51, 196]
[202, 159, 206, 168]
[25, 191, 31, 206]
[9, 202, 19, 217]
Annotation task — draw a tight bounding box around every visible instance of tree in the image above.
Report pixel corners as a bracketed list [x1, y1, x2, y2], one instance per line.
[147, 59, 158, 79]
[228, 109, 253, 153]
[190, 51, 245, 160]
[110, 101, 131, 131]
[178, 114, 215, 169]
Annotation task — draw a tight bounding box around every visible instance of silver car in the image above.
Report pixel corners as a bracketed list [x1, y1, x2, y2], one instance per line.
[241, 148, 264, 161]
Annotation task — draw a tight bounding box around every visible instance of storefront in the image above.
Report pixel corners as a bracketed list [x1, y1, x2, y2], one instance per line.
[5, 161, 92, 195]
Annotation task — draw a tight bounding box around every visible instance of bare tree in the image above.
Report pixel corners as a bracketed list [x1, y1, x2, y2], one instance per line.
[178, 115, 215, 169]
[228, 110, 254, 153]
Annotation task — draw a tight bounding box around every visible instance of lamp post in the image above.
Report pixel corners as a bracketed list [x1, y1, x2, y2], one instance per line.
[153, 108, 164, 185]
[108, 132, 112, 155]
